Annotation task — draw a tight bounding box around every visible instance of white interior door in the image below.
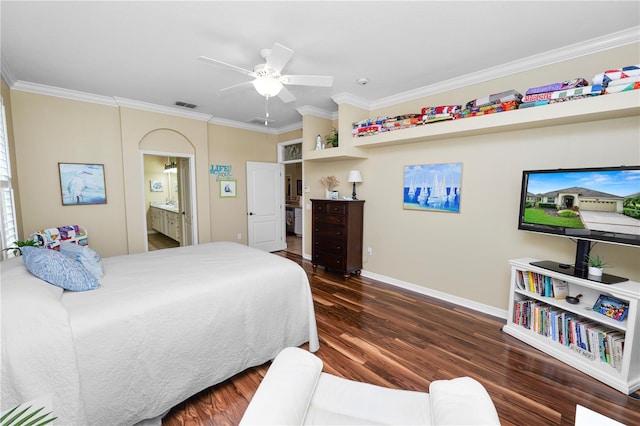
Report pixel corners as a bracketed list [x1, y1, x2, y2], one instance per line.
[179, 157, 194, 245]
[246, 161, 285, 252]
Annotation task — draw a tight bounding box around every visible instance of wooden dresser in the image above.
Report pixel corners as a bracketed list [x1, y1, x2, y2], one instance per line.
[311, 199, 365, 278]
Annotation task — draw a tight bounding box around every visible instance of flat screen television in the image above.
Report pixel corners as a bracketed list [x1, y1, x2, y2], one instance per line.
[518, 165, 640, 284]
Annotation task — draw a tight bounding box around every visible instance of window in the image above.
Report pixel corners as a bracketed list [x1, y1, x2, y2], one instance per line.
[0, 96, 18, 258]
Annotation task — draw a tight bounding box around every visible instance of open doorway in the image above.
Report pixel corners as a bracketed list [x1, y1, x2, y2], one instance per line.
[279, 139, 303, 256]
[142, 153, 196, 251]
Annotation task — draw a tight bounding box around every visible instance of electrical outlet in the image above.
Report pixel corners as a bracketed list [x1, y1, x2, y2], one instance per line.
[367, 247, 373, 255]
[237, 233, 242, 240]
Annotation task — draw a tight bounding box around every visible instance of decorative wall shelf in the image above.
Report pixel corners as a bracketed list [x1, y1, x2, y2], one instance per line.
[304, 145, 368, 162]
[351, 91, 639, 149]
[303, 90, 638, 161]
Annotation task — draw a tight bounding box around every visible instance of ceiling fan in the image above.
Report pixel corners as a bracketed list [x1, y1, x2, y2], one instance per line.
[198, 42, 333, 104]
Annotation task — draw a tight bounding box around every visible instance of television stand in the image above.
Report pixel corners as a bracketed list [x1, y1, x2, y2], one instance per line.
[530, 260, 628, 284]
[505, 258, 640, 395]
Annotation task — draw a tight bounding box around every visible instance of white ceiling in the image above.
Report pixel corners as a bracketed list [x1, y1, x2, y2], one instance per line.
[2, 1, 639, 132]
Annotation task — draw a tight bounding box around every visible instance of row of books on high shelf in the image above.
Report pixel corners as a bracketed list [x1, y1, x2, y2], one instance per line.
[352, 64, 640, 138]
[515, 270, 568, 299]
[513, 300, 625, 372]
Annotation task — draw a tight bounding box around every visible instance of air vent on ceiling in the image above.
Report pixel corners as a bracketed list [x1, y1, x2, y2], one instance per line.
[175, 101, 197, 109]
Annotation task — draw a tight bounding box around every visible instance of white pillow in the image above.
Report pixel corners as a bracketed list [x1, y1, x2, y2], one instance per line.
[59, 241, 104, 280]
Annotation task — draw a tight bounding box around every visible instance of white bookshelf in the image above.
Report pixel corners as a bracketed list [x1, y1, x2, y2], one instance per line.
[503, 258, 640, 395]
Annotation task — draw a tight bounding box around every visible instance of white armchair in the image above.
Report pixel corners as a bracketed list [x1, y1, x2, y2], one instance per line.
[240, 347, 500, 425]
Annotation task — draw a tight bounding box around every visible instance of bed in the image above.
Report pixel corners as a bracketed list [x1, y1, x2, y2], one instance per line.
[1, 241, 319, 425]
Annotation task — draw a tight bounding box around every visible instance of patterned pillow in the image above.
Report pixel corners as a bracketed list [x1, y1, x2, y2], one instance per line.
[59, 241, 104, 280]
[21, 246, 99, 291]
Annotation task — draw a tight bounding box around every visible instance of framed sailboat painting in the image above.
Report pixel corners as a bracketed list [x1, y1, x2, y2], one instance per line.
[403, 163, 462, 213]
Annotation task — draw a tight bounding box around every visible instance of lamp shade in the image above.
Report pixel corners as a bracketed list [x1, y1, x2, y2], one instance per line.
[252, 76, 283, 97]
[347, 170, 363, 183]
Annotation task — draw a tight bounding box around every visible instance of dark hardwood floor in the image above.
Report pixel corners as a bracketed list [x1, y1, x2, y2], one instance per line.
[163, 251, 640, 425]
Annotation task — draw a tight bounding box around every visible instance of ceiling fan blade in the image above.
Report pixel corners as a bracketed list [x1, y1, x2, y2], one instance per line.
[266, 43, 294, 74]
[280, 75, 333, 87]
[220, 81, 254, 93]
[277, 86, 296, 103]
[198, 56, 254, 76]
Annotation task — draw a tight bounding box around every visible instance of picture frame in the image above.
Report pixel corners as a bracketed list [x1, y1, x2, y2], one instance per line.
[59, 162, 107, 205]
[403, 162, 462, 213]
[219, 178, 237, 198]
[150, 179, 164, 192]
[296, 179, 302, 196]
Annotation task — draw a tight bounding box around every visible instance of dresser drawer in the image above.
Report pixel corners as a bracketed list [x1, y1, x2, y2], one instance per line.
[313, 214, 346, 226]
[313, 202, 346, 216]
[312, 252, 346, 270]
[313, 223, 345, 240]
[313, 237, 347, 253]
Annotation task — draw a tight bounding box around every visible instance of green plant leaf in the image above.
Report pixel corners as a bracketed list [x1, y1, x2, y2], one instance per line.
[0, 405, 56, 426]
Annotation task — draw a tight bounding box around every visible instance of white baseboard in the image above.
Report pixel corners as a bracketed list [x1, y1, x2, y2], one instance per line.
[360, 269, 508, 320]
[300, 252, 507, 320]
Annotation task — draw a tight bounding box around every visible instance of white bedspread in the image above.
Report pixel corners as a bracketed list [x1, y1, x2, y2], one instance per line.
[1, 242, 318, 425]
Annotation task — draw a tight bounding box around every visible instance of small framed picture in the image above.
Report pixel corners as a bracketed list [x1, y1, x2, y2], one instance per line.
[219, 179, 237, 198]
[150, 179, 164, 192]
[59, 163, 107, 205]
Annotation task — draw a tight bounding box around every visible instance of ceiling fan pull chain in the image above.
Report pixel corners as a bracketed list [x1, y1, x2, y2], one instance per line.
[264, 96, 270, 126]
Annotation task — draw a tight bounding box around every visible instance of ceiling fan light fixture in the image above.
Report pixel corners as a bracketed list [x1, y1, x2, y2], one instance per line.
[252, 76, 283, 97]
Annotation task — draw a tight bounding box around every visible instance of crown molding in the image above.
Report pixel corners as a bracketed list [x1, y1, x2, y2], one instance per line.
[114, 97, 213, 122]
[208, 117, 302, 135]
[12, 80, 118, 107]
[208, 116, 280, 134]
[1, 61, 16, 87]
[370, 26, 640, 110]
[296, 105, 336, 120]
[330, 93, 369, 110]
[8, 79, 301, 133]
[276, 121, 303, 133]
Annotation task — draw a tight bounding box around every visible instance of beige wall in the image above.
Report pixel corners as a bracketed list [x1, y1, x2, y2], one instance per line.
[9, 91, 127, 257]
[207, 123, 280, 244]
[303, 43, 640, 312]
[6, 91, 283, 257]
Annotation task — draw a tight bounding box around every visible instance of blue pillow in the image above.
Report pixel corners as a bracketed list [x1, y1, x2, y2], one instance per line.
[21, 246, 99, 291]
[59, 241, 104, 280]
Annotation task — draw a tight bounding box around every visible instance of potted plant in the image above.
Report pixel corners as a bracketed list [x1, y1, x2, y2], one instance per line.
[325, 128, 338, 148]
[588, 254, 609, 277]
[2, 239, 41, 256]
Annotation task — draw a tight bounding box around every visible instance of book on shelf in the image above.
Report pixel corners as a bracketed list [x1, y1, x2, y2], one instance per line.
[520, 270, 563, 298]
[512, 298, 625, 369]
[516, 270, 526, 290]
[552, 278, 569, 300]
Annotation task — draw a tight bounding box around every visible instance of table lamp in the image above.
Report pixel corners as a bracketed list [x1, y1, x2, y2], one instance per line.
[347, 170, 363, 200]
